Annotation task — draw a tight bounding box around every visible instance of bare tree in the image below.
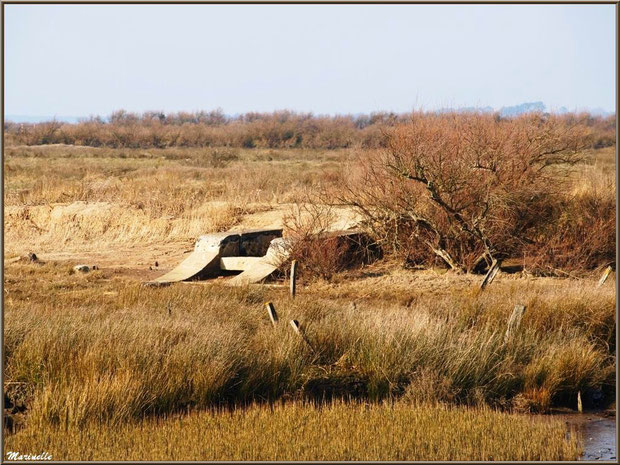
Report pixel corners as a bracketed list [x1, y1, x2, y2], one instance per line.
[337, 112, 590, 272]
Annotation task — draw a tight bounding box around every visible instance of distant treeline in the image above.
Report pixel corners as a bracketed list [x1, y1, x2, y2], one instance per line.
[4, 109, 616, 149]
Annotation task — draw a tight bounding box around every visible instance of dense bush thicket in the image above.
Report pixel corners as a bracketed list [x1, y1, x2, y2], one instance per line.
[336, 112, 615, 274]
[4, 109, 615, 150]
[4, 110, 403, 149]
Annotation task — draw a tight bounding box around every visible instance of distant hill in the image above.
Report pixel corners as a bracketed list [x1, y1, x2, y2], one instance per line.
[436, 106, 494, 114]
[436, 102, 548, 116]
[498, 101, 546, 117]
[436, 102, 614, 118]
[586, 107, 615, 118]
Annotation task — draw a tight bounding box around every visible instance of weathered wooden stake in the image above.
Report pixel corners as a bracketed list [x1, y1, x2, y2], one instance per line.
[597, 266, 613, 288]
[265, 302, 278, 326]
[290, 319, 300, 333]
[290, 260, 298, 298]
[577, 390, 583, 413]
[480, 259, 501, 290]
[505, 304, 526, 341]
[290, 319, 315, 353]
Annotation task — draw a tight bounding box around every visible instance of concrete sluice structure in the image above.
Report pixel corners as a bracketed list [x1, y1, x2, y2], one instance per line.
[145, 228, 288, 286]
[146, 227, 376, 287]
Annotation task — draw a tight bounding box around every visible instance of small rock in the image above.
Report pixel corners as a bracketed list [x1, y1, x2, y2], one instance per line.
[73, 265, 90, 273]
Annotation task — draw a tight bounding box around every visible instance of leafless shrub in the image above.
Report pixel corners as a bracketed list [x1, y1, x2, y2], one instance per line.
[283, 202, 379, 280]
[522, 190, 615, 274]
[337, 112, 595, 272]
[206, 148, 240, 168]
[283, 203, 344, 280]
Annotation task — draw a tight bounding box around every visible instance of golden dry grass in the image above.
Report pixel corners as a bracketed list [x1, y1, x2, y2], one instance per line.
[2, 142, 615, 461]
[4, 144, 613, 257]
[5, 402, 582, 461]
[4, 259, 614, 429]
[3, 145, 353, 252]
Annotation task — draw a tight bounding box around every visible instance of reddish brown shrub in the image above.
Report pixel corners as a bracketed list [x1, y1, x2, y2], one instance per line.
[5, 110, 612, 152]
[337, 112, 599, 272]
[282, 203, 380, 280]
[523, 191, 615, 274]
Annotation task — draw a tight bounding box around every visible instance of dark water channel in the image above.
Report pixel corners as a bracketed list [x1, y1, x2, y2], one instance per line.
[573, 414, 616, 461]
[541, 413, 616, 461]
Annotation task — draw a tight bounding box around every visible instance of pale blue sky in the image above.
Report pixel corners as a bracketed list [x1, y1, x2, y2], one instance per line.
[4, 3, 616, 118]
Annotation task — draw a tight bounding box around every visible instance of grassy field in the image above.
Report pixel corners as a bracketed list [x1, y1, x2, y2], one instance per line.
[5, 402, 582, 461]
[4, 259, 615, 422]
[3, 141, 616, 460]
[3, 143, 614, 253]
[3, 145, 354, 252]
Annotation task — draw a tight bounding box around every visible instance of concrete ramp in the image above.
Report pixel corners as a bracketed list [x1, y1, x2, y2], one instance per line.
[145, 226, 372, 287]
[227, 238, 290, 286]
[146, 229, 282, 286]
[146, 232, 238, 285]
[219, 256, 263, 271]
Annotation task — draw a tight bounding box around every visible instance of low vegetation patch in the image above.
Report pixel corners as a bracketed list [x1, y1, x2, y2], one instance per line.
[5, 402, 581, 461]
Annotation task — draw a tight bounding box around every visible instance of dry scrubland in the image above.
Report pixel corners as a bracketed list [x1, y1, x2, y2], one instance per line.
[3, 112, 616, 461]
[4, 144, 350, 250]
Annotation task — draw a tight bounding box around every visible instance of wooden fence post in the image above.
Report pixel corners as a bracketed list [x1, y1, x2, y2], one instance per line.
[265, 302, 278, 326]
[597, 266, 613, 288]
[290, 319, 315, 353]
[505, 304, 526, 341]
[290, 260, 297, 298]
[480, 259, 501, 290]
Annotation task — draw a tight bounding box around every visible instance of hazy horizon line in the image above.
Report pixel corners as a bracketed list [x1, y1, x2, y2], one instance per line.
[5, 104, 616, 124]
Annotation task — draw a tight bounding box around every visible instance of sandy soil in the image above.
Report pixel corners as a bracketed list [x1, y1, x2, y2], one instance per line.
[4, 202, 362, 282]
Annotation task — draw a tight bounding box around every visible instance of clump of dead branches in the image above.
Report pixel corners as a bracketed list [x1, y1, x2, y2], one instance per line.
[337, 112, 605, 273]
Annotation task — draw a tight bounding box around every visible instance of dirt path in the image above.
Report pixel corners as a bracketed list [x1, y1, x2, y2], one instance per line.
[5, 241, 193, 281]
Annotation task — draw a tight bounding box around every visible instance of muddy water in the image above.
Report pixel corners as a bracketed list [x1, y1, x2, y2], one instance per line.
[545, 413, 616, 461]
[572, 414, 616, 461]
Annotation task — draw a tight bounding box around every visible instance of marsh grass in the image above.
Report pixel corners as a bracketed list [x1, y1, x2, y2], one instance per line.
[3, 145, 351, 208]
[4, 261, 614, 431]
[4, 401, 582, 461]
[2, 139, 615, 461]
